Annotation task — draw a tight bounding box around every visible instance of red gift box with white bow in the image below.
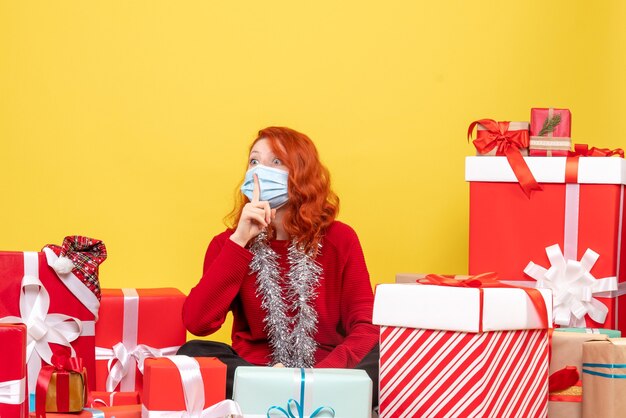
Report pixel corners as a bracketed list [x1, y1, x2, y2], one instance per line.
[0, 247, 102, 397]
[94, 288, 186, 394]
[466, 152, 626, 332]
[142, 356, 237, 417]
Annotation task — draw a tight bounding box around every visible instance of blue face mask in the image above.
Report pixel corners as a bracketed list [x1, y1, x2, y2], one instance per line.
[240, 165, 289, 209]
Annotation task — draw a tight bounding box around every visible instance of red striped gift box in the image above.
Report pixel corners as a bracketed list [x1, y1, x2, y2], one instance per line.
[373, 281, 552, 418]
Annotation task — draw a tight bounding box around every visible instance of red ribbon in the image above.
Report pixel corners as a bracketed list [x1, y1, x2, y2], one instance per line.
[548, 366, 582, 402]
[36, 355, 87, 418]
[565, 143, 624, 184]
[418, 272, 549, 332]
[468, 119, 542, 197]
[570, 144, 624, 158]
[549, 365, 579, 393]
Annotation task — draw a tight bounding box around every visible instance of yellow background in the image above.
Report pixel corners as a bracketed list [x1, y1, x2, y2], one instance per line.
[1, 1, 625, 343]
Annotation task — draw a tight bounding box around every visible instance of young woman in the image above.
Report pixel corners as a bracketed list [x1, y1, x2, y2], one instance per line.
[178, 126, 379, 403]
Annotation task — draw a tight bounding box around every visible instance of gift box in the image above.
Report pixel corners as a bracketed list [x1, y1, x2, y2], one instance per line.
[529, 108, 572, 156]
[0, 323, 28, 418]
[0, 243, 103, 396]
[233, 366, 372, 418]
[558, 328, 622, 337]
[372, 280, 552, 418]
[466, 155, 626, 332]
[548, 330, 616, 418]
[469, 120, 530, 156]
[395, 272, 468, 283]
[582, 338, 626, 417]
[35, 356, 88, 417]
[94, 288, 186, 393]
[468, 119, 539, 197]
[88, 391, 140, 408]
[29, 404, 141, 418]
[142, 356, 235, 417]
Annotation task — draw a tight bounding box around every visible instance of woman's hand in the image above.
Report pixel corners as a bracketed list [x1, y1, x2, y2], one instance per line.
[230, 174, 276, 247]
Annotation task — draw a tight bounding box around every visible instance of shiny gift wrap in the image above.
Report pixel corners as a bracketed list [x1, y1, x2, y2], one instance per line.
[0, 323, 28, 418]
[466, 155, 626, 332]
[373, 280, 552, 418]
[233, 367, 372, 418]
[42, 372, 86, 412]
[582, 338, 626, 418]
[529, 108, 572, 156]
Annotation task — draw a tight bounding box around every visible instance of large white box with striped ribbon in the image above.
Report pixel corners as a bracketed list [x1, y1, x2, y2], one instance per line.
[373, 283, 553, 418]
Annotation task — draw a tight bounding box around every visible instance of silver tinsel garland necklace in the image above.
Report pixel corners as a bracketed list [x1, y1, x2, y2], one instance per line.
[249, 230, 323, 368]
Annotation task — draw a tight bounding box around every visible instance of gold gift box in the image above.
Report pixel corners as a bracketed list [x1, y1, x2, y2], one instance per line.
[44, 368, 87, 412]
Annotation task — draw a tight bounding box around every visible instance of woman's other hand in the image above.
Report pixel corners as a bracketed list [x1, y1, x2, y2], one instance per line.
[230, 174, 276, 247]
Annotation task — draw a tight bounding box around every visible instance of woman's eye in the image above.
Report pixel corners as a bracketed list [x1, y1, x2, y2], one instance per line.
[272, 158, 282, 165]
[249, 159, 259, 165]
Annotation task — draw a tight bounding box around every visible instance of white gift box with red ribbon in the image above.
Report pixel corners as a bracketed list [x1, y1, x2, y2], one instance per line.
[373, 283, 552, 418]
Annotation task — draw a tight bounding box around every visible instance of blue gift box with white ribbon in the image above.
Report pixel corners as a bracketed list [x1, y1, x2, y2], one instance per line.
[232, 367, 372, 418]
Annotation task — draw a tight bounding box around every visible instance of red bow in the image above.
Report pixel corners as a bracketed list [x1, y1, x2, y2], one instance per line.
[549, 365, 580, 393]
[420, 272, 500, 287]
[569, 143, 624, 158]
[565, 144, 624, 183]
[50, 354, 84, 373]
[548, 366, 582, 402]
[419, 272, 549, 332]
[468, 119, 542, 197]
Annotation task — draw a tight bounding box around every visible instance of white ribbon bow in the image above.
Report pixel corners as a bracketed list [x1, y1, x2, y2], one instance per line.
[0, 377, 26, 405]
[524, 244, 618, 327]
[141, 355, 243, 418]
[95, 343, 179, 391]
[0, 252, 83, 393]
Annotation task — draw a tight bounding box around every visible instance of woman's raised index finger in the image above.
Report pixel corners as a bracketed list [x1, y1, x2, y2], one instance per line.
[252, 173, 261, 202]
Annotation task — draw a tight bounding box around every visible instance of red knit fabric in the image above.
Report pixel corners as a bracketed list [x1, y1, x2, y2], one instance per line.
[183, 221, 379, 368]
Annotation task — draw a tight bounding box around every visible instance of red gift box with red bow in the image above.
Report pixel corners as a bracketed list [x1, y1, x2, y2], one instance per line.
[35, 355, 88, 418]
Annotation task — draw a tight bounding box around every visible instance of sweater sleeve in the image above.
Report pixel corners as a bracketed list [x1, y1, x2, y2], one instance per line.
[316, 227, 379, 368]
[182, 232, 253, 336]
